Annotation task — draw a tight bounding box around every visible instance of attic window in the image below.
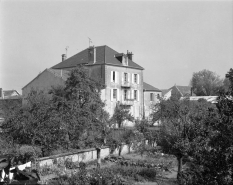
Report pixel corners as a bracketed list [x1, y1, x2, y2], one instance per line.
[115, 53, 128, 66]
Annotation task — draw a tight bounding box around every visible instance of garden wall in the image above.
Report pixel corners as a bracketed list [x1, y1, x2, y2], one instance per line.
[37, 144, 132, 167]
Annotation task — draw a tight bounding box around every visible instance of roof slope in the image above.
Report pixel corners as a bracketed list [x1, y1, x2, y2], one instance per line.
[3, 90, 20, 97]
[52, 45, 144, 70]
[22, 69, 70, 90]
[174, 85, 192, 96]
[143, 82, 161, 92]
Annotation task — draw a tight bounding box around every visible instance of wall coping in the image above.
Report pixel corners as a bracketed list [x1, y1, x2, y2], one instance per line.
[37, 146, 109, 161]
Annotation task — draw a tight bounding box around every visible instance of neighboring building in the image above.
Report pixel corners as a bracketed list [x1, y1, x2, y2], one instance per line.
[22, 68, 69, 104]
[143, 82, 162, 119]
[161, 85, 194, 100]
[0, 88, 21, 100]
[0, 88, 22, 127]
[23, 45, 145, 120]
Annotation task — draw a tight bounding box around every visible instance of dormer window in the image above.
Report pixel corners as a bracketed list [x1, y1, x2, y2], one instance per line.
[114, 53, 128, 66]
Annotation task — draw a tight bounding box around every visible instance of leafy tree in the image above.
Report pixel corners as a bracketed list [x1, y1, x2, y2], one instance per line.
[152, 97, 214, 178]
[110, 104, 134, 128]
[190, 69, 223, 96]
[179, 68, 233, 185]
[49, 66, 107, 149]
[1, 65, 108, 159]
[1, 90, 64, 157]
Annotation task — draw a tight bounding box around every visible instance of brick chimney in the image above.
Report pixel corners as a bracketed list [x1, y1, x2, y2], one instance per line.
[62, 54, 67, 61]
[127, 50, 133, 61]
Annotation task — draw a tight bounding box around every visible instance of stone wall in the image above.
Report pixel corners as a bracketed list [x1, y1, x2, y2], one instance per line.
[37, 144, 132, 167]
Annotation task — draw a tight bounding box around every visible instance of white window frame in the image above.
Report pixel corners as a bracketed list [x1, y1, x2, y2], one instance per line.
[111, 71, 118, 83]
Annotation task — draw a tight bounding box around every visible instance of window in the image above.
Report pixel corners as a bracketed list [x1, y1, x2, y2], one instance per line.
[134, 90, 137, 100]
[113, 71, 115, 82]
[134, 74, 137, 83]
[111, 71, 118, 83]
[124, 90, 127, 100]
[124, 73, 128, 82]
[150, 93, 154, 101]
[113, 89, 117, 100]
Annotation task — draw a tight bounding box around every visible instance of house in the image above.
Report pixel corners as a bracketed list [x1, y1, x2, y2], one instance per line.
[0, 88, 21, 100]
[143, 82, 162, 119]
[161, 85, 194, 100]
[0, 88, 22, 127]
[23, 45, 146, 121]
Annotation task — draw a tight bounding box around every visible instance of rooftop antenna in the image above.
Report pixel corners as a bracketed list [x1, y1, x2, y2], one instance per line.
[65, 46, 69, 57]
[88, 37, 92, 47]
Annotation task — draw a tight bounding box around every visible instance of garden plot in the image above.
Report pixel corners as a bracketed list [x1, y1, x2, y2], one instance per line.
[38, 152, 178, 185]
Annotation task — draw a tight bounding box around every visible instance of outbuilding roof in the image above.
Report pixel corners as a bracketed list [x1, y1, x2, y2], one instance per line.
[143, 82, 161, 92]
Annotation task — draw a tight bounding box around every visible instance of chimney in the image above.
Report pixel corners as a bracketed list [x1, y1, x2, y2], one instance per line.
[88, 46, 96, 64]
[62, 54, 67, 61]
[127, 50, 133, 61]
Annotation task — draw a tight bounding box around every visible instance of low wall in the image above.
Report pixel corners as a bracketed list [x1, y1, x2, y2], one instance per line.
[37, 144, 132, 167]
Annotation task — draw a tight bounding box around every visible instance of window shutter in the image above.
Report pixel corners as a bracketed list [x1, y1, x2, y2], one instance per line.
[110, 89, 113, 101]
[131, 89, 134, 100]
[128, 73, 130, 83]
[117, 89, 120, 101]
[122, 90, 124, 101]
[111, 71, 113, 82]
[127, 90, 130, 99]
[137, 90, 139, 101]
[122, 72, 124, 84]
[137, 74, 139, 84]
[132, 73, 134, 84]
[115, 71, 118, 83]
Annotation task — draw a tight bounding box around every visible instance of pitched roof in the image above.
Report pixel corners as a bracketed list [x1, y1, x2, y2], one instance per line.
[22, 69, 70, 90]
[51, 45, 144, 70]
[143, 82, 161, 92]
[161, 89, 171, 96]
[3, 90, 20, 97]
[174, 85, 193, 96]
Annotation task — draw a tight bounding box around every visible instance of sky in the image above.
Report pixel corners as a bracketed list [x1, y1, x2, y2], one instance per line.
[0, 0, 232, 94]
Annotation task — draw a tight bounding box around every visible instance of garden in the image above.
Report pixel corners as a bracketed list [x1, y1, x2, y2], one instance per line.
[37, 152, 178, 185]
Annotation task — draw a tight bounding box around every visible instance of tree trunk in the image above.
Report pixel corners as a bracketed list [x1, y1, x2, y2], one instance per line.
[177, 156, 183, 179]
[118, 145, 122, 156]
[96, 148, 101, 169]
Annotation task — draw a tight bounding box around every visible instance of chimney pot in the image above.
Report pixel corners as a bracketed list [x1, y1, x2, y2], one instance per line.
[127, 51, 133, 61]
[62, 54, 67, 61]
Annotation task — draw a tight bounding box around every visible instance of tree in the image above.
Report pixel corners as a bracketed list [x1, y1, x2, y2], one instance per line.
[110, 104, 134, 128]
[190, 69, 223, 96]
[1, 90, 64, 157]
[49, 66, 107, 150]
[1, 65, 108, 158]
[152, 97, 214, 178]
[179, 68, 233, 185]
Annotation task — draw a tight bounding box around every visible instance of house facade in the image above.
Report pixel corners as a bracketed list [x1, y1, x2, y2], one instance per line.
[143, 82, 162, 119]
[23, 45, 147, 120]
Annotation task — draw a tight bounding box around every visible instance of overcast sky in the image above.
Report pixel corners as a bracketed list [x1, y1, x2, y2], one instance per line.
[1, 0, 232, 94]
